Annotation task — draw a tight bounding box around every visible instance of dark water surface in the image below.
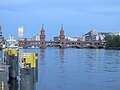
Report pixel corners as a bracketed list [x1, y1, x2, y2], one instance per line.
[22, 48, 120, 90]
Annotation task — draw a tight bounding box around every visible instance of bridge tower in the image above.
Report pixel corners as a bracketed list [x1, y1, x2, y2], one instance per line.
[40, 24, 46, 48]
[59, 25, 65, 44]
[59, 25, 66, 48]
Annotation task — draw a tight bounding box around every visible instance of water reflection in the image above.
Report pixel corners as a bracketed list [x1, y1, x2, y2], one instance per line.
[84, 49, 120, 73]
[103, 50, 120, 72]
[59, 49, 64, 63]
[58, 49, 66, 89]
[40, 49, 45, 60]
[84, 49, 101, 72]
[40, 49, 46, 66]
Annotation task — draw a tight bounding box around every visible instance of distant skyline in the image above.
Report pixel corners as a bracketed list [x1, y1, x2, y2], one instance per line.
[0, 0, 120, 40]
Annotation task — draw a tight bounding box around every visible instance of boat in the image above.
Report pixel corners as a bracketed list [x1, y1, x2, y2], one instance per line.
[6, 35, 18, 49]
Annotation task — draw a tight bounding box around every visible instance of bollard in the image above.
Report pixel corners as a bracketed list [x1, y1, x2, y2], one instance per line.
[8, 49, 18, 79]
[20, 53, 38, 90]
[21, 53, 38, 69]
[8, 78, 18, 90]
[2, 81, 4, 90]
[21, 53, 38, 81]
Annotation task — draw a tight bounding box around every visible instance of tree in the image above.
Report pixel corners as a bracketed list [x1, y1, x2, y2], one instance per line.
[104, 35, 120, 49]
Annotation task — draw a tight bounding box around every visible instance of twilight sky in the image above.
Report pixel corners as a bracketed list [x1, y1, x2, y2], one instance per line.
[0, 0, 120, 40]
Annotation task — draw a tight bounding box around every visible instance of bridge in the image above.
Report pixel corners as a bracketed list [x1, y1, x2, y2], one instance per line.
[18, 38, 103, 49]
[46, 40, 103, 49]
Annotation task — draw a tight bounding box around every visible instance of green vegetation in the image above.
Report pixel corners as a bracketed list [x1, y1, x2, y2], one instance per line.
[105, 35, 120, 50]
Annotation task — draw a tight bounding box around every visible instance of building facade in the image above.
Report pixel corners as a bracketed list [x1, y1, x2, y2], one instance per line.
[109, 31, 120, 36]
[83, 30, 108, 42]
[54, 37, 59, 42]
[65, 36, 79, 41]
[33, 34, 40, 41]
[18, 26, 24, 40]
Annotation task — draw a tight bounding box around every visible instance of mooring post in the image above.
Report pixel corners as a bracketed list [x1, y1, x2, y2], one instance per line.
[20, 53, 38, 90]
[8, 49, 18, 79]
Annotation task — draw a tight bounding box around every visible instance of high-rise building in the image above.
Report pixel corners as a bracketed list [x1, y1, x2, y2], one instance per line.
[18, 26, 24, 40]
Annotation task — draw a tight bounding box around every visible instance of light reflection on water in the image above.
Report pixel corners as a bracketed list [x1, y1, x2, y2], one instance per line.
[20, 48, 120, 90]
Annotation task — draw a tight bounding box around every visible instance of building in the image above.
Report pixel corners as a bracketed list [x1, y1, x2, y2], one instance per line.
[0, 26, 5, 47]
[18, 26, 24, 40]
[33, 34, 40, 41]
[6, 35, 18, 48]
[109, 31, 120, 36]
[83, 30, 108, 41]
[65, 36, 79, 41]
[54, 37, 59, 41]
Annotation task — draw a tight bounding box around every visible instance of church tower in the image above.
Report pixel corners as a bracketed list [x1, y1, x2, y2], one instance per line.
[40, 24, 46, 48]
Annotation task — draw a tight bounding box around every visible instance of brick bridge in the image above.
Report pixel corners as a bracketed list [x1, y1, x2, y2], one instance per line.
[19, 26, 103, 49]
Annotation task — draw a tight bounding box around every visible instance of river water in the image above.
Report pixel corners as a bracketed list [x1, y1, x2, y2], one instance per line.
[21, 48, 120, 90]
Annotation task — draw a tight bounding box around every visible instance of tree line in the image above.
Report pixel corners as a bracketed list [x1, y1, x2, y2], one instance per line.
[104, 35, 120, 50]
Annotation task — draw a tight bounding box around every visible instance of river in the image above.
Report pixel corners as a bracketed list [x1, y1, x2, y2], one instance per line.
[19, 48, 120, 90]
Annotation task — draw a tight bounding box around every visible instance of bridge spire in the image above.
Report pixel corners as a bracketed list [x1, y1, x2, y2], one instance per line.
[61, 24, 64, 31]
[59, 24, 65, 47]
[42, 24, 44, 30]
[40, 24, 46, 48]
[0, 25, 2, 32]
